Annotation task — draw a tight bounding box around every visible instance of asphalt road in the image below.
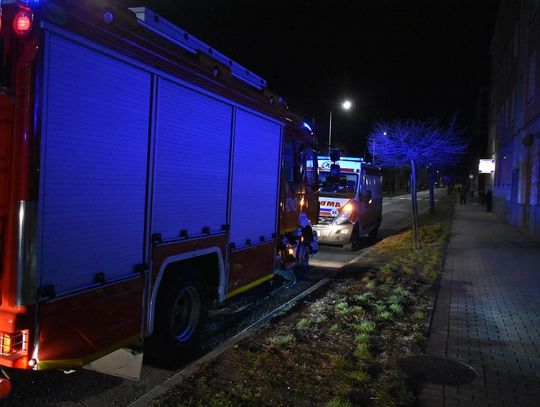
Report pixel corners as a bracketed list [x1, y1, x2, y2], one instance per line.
[2, 189, 444, 407]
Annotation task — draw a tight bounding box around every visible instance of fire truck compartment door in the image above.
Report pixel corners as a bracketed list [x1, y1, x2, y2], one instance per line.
[152, 78, 231, 240]
[229, 110, 281, 249]
[39, 32, 150, 295]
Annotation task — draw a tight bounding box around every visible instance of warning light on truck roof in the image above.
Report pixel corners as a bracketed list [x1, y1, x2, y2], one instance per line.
[17, 0, 40, 7]
[302, 122, 313, 132]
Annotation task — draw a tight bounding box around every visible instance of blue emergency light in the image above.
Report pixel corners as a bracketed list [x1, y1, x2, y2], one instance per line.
[17, 0, 39, 8]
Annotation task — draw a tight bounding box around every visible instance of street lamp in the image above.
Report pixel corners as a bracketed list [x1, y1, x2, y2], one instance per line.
[328, 99, 352, 149]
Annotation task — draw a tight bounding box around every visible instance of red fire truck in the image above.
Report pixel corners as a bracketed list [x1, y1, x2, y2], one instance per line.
[0, 0, 318, 392]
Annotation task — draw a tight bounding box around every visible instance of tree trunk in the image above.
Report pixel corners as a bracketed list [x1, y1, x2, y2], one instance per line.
[410, 160, 420, 249]
[429, 170, 435, 214]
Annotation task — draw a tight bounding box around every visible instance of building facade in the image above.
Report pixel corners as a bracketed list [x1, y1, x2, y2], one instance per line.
[490, 0, 540, 237]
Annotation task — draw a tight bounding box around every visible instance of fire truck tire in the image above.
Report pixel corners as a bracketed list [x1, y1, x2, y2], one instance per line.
[149, 269, 208, 360]
[344, 224, 360, 251]
[294, 243, 310, 279]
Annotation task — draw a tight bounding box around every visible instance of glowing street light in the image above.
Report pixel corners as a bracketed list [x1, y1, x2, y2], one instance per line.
[328, 99, 352, 149]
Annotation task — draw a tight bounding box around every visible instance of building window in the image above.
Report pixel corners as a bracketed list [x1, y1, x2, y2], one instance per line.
[527, 51, 536, 104]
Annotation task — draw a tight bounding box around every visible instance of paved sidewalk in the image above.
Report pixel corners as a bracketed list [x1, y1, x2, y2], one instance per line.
[417, 203, 540, 407]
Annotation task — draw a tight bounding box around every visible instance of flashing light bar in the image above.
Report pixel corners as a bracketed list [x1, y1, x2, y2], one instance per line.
[318, 156, 365, 162]
[17, 0, 39, 7]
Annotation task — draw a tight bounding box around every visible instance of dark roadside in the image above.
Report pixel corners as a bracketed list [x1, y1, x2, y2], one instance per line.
[147, 194, 456, 407]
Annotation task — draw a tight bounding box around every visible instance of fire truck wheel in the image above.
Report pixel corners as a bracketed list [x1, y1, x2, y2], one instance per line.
[150, 269, 208, 360]
[344, 224, 360, 251]
[294, 244, 310, 279]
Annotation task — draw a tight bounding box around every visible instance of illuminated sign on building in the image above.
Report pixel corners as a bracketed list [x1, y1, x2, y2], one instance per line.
[478, 159, 495, 174]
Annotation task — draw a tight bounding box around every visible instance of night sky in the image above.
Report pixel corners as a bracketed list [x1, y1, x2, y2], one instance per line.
[122, 0, 499, 156]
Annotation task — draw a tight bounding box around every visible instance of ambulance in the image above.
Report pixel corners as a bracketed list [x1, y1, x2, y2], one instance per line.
[314, 155, 382, 250]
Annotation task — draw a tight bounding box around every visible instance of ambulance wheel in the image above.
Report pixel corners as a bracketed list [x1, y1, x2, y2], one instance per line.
[369, 217, 382, 240]
[344, 224, 360, 251]
[294, 244, 310, 279]
[149, 269, 208, 361]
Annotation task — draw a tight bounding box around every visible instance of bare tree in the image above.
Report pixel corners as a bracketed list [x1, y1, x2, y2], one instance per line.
[368, 119, 466, 249]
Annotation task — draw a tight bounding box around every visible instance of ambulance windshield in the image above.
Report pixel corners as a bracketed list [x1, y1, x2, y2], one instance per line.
[319, 172, 358, 198]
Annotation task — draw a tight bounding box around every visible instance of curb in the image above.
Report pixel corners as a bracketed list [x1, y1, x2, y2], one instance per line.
[422, 201, 456, 340]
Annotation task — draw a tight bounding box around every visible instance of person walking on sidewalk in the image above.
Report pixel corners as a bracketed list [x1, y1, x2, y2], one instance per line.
[485, 188, 493, 212]
[459, 186, 466, 205]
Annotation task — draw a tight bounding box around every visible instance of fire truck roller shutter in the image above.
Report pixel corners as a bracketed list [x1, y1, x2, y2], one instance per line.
[229, 110, 281, 249]
[39, 32, 151, 295]
[153, 78, 231, 241]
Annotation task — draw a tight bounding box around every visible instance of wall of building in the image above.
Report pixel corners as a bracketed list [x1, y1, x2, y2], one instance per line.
[490, 0, 540, 238]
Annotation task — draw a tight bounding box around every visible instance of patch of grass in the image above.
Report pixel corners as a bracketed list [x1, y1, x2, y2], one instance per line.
[313, 314, 328, 324]
[353, 342, 373, 361]
[331, 356, 353, 373]
[353, 320, 376, 335]
[371, 298, 384, 310]
[335, 300, 349, 313]
[335, 300, 363, 317]
[296, 313, 329, 330]
[296, 318, 311, 329]
[376, 310, 394, 322]
[389, 303, 403, 316]
[355, 333, 370, 344]
[269, 334, 295, 346]
[393, 286, 412, 299]
[349, 369, 372, 385]
[411, 310, 426, 322]
[354, 292, 375, 303]
[153, 392, 237, 407]
[386, 295, 403, 305]
[374, 388, 394, 407]
[412, 330, 426, 345]
[394, 379, 415, 406]
[365, 280, 377, 290]
[375, 378, 415, 407]
[326, 396, 352, 407]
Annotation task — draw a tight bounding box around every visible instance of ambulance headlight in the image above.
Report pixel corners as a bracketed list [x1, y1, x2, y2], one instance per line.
[334, 215, 351, 225]
[333, 203, 353, 225]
